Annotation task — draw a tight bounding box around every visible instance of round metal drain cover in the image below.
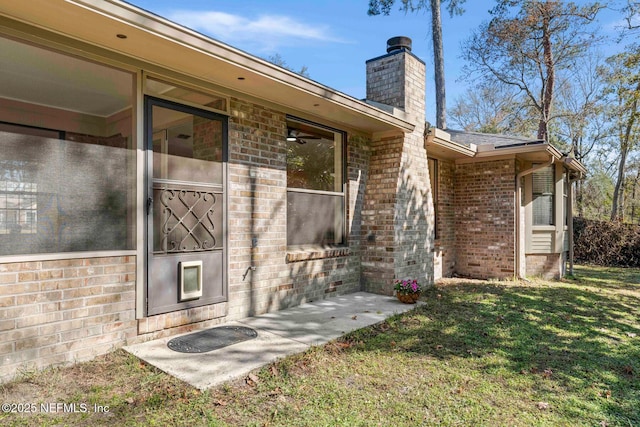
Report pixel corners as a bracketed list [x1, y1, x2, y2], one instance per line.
[167, 326, 258, 353]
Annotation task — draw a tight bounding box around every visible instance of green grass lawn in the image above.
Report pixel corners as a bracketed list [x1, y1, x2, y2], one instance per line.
[1, 265, 639, 426]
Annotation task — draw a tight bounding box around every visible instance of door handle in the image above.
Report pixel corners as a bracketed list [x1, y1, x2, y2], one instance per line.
[147, 197, 153, 214]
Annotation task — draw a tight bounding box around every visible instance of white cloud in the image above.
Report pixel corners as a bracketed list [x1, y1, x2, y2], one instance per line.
[168, 10, 345, 52]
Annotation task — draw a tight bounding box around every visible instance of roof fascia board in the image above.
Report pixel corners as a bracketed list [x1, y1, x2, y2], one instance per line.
[426, 136, 476, 157]
[455, 153, 517, 165]
[475, 143, 554, 158]
[474, 142, 587, 173]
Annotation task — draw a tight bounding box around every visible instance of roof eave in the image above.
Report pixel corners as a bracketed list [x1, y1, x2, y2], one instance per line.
[493, 143, 587, 174]
[426, 129, 588, 175]
[425, 128, 476, 159]
[0, 0, 415, 134]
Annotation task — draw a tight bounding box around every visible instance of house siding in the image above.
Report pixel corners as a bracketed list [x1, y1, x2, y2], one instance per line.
[455, 159, 516, 279]
[529, 230, 554, 253]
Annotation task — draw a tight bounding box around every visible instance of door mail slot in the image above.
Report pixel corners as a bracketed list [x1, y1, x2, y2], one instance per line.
[179, 260, 203, 301]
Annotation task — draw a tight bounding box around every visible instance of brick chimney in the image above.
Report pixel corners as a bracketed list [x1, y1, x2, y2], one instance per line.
[366, 36, 426, 121]
[360, 37, 433, 295]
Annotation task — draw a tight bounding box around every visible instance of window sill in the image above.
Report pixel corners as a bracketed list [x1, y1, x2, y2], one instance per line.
[532, 226, 556, 232]
[0, 250, 137, 264]
[286, 247, 351, 263]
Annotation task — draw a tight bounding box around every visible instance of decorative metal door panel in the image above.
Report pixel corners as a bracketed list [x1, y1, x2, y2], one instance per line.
[152, 185, 223, 254]
[146, 97, 227, 316]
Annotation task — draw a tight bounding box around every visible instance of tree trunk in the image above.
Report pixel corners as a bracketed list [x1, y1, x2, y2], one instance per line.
[611, 143, 629, 221]
[576, 179, 584, 217]
[573, 136, 584, 217]
[611, 84, 639, 221]
[539, 6, 554, 142]
[431, 0, 446, 129]
[631, 169, 639, 224]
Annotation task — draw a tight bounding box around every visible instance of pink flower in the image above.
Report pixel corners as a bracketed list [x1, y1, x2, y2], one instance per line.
[393, 278, 422, 294]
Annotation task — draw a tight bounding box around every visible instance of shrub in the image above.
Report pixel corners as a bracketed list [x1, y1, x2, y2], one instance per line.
[573, 217, 640, 267]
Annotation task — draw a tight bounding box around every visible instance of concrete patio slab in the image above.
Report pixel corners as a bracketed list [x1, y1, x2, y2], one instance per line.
[124, 292, 421, 390]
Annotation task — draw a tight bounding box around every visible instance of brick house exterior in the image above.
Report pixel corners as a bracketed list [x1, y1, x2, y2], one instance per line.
[361, 39, 433, 294]
[427, 129, 585, 281]
[0, 2, 585, 382]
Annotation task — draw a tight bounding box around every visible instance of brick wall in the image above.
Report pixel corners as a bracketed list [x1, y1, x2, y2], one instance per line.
[347, 134, 371, 253]
[526, 253, 564, 279]
[361, 133, 404, 293]
[433, 159, 456, 279]
[394, 130, 433, 287]
[367, 53, 407, 111]
[455, 159, 516, 279]
[361, 130, 433, 294]
[226, 98, 288, 318]
[0, 256, 136, 383]
[225, 98, 363, 318]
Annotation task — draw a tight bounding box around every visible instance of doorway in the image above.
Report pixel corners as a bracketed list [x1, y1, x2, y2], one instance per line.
[145, 97, 227, 316]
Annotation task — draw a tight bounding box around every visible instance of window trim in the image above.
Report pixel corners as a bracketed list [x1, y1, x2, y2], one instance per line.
[143, 74, 230, 116]
[428, 158, 438, 239]
[563, 168, 570, 227]
[285, 115, 347, 248]
[532, 164, 555, 226]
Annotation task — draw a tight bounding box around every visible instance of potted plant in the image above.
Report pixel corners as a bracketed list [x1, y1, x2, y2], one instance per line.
[393, 279, 422, 304]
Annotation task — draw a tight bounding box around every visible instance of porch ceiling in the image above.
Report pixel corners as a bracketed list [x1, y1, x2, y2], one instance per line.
[0, 0, 414, 134]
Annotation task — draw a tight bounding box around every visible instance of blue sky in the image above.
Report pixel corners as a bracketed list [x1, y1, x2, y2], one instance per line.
[127, 0, 628, 125]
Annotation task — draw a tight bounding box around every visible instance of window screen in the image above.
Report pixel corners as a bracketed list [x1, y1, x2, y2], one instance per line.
[286, 118, 345, 246]
[0, 127, 134, 255]
[0, 37, 135, 256]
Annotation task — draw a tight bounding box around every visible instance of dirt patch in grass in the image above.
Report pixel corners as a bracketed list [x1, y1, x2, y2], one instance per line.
[1, 265, 639, 426]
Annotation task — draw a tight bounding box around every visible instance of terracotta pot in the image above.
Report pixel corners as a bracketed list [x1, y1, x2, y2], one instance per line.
[396, 292, 420, 304]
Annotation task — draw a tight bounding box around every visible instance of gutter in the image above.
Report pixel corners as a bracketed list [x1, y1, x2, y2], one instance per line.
[515, 156, 555, 279]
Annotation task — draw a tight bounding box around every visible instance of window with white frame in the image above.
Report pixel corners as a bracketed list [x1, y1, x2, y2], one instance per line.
[532, 165, 555, 226]
[286, 117, 345, 246]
